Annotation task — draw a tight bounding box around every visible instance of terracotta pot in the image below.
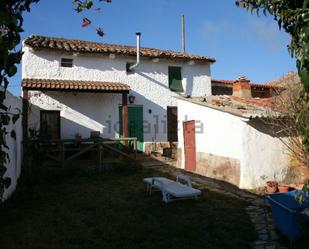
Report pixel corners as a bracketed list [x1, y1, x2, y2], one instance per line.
[295, 183, 305, 190]
[266, 181, 278, 193]
[75, 134, 82, 141]
[278, 184, 290, 193]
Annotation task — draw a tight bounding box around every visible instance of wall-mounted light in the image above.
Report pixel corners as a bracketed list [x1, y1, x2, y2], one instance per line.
[129, 95, 135, 104]
[152, 58, 160, 63]
[109, 53, 116, 59]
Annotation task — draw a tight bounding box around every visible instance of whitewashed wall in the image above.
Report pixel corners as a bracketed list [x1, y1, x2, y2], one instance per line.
[239, 120, 290, 189]
[28, 91, 121, 139]
[177, 98, 290, 189]
[22, 46, 211, 145]
[177, 98, 244, 169]
[1, 87, 22, 201]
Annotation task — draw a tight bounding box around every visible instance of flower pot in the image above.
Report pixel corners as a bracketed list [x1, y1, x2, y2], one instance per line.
[278, 184, 290, 193]
[266, 181, 278, 193]
[294, 183, 305, 190]
[75, 134, 82, 141]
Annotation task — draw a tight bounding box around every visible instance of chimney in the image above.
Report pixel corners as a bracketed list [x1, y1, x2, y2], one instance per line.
[233, 76, 252, 98]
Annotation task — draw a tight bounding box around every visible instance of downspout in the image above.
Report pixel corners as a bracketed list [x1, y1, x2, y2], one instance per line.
[129, 32, 141, 71]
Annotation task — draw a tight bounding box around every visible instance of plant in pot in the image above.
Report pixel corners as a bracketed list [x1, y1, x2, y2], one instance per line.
[75, 133, 82, 143]
[289, 183, 305, 190]
[278, 183, 290, 193]
[266, 181, 278, 193]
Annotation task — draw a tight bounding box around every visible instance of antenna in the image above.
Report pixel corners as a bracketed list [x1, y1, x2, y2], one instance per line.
[181, 14, 186, 53]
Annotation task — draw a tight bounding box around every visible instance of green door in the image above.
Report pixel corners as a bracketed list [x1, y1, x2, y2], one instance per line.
[119, 105, 144, 152]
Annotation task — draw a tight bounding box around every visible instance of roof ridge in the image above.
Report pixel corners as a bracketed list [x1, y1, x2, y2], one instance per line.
[211, 79, 283, 89]
[24, 35, 215, 62]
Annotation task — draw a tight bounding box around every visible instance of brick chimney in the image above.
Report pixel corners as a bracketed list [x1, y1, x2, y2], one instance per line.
[233, 76, 252, 98]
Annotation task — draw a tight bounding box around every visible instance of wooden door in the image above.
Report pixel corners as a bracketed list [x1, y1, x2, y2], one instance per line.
[183, 120, 196, 172]
[167, 106, 178, 142]
[119, 105, 144, 152]
[40, 110, 60, 140]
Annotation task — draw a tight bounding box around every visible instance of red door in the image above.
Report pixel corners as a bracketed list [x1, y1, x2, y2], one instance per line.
[183, 120, 196, 172]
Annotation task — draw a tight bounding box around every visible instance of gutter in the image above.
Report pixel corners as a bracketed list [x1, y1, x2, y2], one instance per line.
[129, 32, 141, 71]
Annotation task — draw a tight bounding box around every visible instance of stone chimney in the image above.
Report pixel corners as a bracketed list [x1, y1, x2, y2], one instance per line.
[233, 76, 252, 98]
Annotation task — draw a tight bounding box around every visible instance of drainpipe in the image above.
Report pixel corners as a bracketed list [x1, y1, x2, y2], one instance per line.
[129, 32, 141, 71]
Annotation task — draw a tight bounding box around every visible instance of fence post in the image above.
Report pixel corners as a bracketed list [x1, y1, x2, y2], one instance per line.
[60, 141, 65, 169]
[134, 138, 137, 159]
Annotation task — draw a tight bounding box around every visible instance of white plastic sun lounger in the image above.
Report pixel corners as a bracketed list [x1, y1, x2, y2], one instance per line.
[143, 175, 201, 203]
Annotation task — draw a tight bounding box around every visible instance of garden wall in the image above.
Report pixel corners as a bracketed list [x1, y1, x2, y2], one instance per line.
[1, 87, 22, 201]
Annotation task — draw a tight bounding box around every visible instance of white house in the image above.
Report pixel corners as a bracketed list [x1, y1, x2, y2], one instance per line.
[176, 77, 290, 189]
[21, 34, 215, 153]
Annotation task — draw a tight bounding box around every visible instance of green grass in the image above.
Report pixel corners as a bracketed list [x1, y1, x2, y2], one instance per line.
[0, 166, 257, 249]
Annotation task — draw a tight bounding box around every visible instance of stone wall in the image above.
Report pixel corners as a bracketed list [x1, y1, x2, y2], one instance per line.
[196, 152, 240, 186]
[177, 149, 240, 186]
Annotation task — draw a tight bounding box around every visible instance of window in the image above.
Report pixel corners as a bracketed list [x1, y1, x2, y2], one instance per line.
[168, 66, 183, 92]
[40, 111, 60, 140]
[60, 58, 73, 67]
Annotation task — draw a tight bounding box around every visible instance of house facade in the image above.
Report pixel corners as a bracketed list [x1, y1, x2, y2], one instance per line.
[177, 77, 290, 189]
[22, 35, 215, 152]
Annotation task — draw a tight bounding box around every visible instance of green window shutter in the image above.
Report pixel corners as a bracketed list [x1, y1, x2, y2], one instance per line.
[168, 66, 183, 92]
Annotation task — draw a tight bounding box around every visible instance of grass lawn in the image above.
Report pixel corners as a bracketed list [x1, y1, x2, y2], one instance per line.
[0, 165, 257, 249]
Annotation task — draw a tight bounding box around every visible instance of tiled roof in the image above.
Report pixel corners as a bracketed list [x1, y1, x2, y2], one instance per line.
[211, 79, 280, 89]
[219, 96, 275, 109]
[176, 95, 284, 119]
[22, 78, 130, 92]
[24, 35, 216, 63]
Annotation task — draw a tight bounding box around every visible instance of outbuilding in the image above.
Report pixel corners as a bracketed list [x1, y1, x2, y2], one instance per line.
[176, 77, 289, 189]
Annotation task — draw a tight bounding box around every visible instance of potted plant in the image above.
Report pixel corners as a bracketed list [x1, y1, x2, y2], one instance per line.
[278, 183, 290, 193]
[266, 181, 278, 193]
[289, 183, 305, 190]
[75, 133, 82, 143]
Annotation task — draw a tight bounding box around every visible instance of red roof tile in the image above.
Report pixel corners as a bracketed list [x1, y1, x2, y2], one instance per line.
[211, 79, 282, 89]
[24, 35, 216, 63]
[22, 79, 130, 92]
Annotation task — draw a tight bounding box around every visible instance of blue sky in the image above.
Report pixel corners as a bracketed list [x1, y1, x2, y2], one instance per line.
[8, 0, 296, 95]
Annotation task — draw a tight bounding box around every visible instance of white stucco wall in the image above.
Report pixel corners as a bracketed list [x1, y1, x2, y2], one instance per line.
[22, 46, 211, 145]
[239, 120, 290, 189]
[177, 98, 244, 169]
[28, 91, 122, 139]
[1, 87, 22, 201]
[177, 98, 290, 189]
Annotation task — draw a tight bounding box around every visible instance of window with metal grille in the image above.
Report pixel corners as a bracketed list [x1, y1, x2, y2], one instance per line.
[60, 58, 73, 67]
[168, 66, 183, 92]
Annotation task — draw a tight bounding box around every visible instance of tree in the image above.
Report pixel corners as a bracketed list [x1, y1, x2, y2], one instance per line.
[236, 0, 309, 172]
[0, 0, 111, 201]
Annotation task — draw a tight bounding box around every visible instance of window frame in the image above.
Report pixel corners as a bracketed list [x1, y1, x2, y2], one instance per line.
[60, 58, 73, 68]
[168, 66, 183, 92]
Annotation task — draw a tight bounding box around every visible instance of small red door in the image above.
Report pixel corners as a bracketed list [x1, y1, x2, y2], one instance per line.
[183, 120, 196, 172]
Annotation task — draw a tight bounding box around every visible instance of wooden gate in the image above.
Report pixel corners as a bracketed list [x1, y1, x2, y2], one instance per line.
[183, 120, 196, 172]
